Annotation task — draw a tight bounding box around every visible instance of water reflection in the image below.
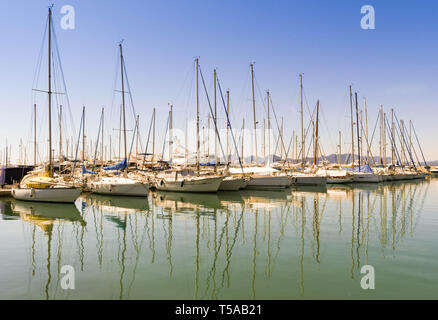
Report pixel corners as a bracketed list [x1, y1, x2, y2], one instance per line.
[0, 178, 434, 299]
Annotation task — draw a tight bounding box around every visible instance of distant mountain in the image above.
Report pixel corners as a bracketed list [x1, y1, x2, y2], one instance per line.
[241, 153, 436, 166]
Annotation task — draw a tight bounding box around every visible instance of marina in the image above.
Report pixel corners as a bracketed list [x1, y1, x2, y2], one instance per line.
[1, 1, 437, 304]
[1, 178, 437, 299]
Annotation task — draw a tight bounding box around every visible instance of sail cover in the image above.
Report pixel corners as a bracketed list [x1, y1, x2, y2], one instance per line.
[82, 165, 97, 175]
[104, 158, 128, 171]
[344, 164, 374, 173]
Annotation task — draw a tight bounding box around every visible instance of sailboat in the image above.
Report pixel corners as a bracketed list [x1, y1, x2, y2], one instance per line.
[87, 42, 149, 197]
[12, 7, 81, 203]
[236, 65, 290, 190]
[153, 59, 224, 193]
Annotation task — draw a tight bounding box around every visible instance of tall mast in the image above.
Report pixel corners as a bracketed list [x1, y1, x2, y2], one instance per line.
[214, 69, 217, 171]
[169, 105, 173, 164]
[226, 90, 230, 164]
[136, 115, 139, 157]
[34, 103, 37, 166]
[300, 74, 304, 168]
[250, 64, 258, 163]
[82, 106, 85, 162]
[338, 131, 342, 164]
[59, 105, 62, 161]
[101, 107, 104, 164]
[391, 108, 395, 165]
[152, 107, 156, 161]
[355, 92, 360, 171]
[379, 105, 383, 165]
[267, 90, 271, 165]
[48, 7, 53, 176]
[119, 42, 127, 174]
[349, 85, 354, 170]
[195, 58, 200, 174]
[314, 100, 319, 166]
[383, 112, 387, 166]
[364, 97, 369, 164]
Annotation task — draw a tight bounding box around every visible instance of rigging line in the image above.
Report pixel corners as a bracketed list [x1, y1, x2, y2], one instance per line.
[72, 110, 84, 178]
[254, 74, 291, 166]
[161, 114, 170, 160]
[92, 111, 104, 172]
[32, 15, 48, 91]
[268, 95, 292, 168]
[411, 123, 428, 167]
[391, 113, 411, 168]
[51, 19, 77, 138]
[122, 57, 138, 121]
[318, 105, 335, 157]
[216, 76, 245, 173]
[108, 48, 120, 136]
[198, 65, 227, 163]
[393, 113, 417, 170]
[296, 102, 317, 163]
[127, 115, 139, 166]
[368, 112, 380, 157]
[384, 115, 403, 167]
[142, 112, 154, 169]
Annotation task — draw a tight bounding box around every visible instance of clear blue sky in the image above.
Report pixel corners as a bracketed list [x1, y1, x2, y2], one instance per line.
[1, 0, 437, 163]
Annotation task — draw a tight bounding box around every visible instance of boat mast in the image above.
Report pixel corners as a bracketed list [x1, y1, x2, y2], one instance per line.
[300, 74, 304, 168]
[119, 42, 128, 174]
[59, 105, 62, 161]
[364, 97, 369, 164]
[338, 131, 342, 164]
[314, 100, 319, 167]
[48, 7, 53, 176]
[355, 92, 361, 171]
[214, 69, 217, 171]
[391, 108, 395, 165]
[226, 90, 230, 164]
[34, 103, 37, 166]
[349, 85, 354, 170]
[250, 64, 257, 164]
[101, 107, 104, 164]
[267, 90, 271, 165]
[195, 58, 200, 174]
[152, 107, 156, 161]
[82, 106, 85, 163]
[169, 104, 173, 164]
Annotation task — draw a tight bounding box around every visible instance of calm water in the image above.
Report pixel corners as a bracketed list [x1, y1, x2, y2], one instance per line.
[1, 178, 437, 300]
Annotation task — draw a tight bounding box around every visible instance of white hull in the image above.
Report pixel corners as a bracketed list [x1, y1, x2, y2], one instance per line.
[353, 173, 380, 183]
[218, 177, 248, 191]
[155, 176, 223, 193]
[89, 182, 149, 196]
[88, 177, 149, 197]
[246, 175, 290, 190]
[289, 175, 327, 186]
[12, 187, 82, 203]
[326, 177, 353, 184]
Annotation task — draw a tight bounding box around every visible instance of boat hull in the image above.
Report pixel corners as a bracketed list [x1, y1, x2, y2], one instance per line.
[155, 177, 223, 193]
[289, 175, 327, 186]
[353, 173, 380, 183]
[245, 175, 290, 190]
[89, 182, 149, 196]
[11, 187, 82, 203]
[326, 177, 353, 184]
[219, 177, 248, 191]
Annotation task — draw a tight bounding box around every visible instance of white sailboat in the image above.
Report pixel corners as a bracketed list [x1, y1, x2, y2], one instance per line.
[154, 169, 224, 193]
[87, 42, 149, 197]
[12, 7, 81, 203]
